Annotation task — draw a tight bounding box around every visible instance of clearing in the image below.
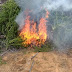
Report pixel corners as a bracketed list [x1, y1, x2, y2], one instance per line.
[0, 49, 72, 72]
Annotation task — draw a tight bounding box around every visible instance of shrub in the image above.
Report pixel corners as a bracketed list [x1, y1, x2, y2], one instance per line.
[0, 0, 23, 49]
[34, 41, 53, 52]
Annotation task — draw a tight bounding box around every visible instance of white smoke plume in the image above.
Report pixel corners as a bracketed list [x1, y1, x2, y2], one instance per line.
[15, 0, 45, 30]
[15, 0, 72, 51]
[44, 0, 72, 11]
[15, 0, 72, 29]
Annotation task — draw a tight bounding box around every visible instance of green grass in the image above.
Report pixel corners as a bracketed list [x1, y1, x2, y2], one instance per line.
[34, 41, 53, 52]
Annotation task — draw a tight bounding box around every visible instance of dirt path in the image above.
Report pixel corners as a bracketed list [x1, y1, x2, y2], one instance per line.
[0, 50, 72, 72]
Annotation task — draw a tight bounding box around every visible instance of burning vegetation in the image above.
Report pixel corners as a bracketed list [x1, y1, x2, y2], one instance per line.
[19, 10, 49, 46]
[0, 0, 72, 51]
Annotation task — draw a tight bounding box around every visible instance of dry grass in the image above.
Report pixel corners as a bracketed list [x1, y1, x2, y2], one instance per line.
[0, 49, 71, 72]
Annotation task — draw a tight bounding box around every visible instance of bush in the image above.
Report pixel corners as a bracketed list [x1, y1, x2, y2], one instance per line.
[0, 0, 23, 49]
[34, 41, 53, 52]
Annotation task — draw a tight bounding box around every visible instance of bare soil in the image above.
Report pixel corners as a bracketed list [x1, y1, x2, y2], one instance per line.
[0, 49, 72, 72]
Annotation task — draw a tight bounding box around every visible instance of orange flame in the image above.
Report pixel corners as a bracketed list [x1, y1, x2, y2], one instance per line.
[19, 10, 49, 46]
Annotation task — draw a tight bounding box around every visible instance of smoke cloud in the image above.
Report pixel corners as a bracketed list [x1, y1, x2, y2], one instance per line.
[15, 0, 45, 30]
[44, 0, 72, 11]
[15, 0, 72, 51]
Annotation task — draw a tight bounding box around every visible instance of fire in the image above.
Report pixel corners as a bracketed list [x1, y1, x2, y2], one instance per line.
[19, 10, 49, 46]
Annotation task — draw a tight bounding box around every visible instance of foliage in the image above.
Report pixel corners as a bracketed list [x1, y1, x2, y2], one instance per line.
[34, 41, 53, 52]
[9, 37, 24, 48]
[1, 0, 71, 51]
[48, 10, 72, 48]
[0, 0, 22, 49]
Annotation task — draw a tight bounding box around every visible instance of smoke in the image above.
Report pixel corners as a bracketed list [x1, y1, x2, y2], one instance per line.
[44, 0, 72, 11]
[15, 0, 72, 51]
[15, 0, 45, 30]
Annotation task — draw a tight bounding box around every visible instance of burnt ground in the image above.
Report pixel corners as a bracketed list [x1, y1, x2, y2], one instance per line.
[0, 49, 72, 72]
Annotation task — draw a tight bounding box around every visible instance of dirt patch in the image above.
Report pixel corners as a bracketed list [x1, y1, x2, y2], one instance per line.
[0, 50, 72, 72]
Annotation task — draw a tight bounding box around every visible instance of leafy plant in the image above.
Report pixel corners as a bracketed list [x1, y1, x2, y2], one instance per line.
[34, 41, 53, 52]
[0, 0, 22, 49]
